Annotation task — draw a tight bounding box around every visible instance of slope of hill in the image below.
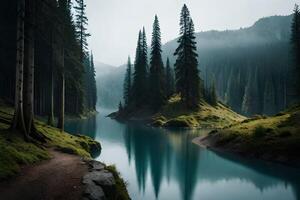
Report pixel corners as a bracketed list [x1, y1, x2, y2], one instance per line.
[162, 15, 293, 116]
[162, 15, 292, 61]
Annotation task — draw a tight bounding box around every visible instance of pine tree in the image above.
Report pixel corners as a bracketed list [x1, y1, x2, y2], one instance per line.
[74, 0, 90, 114]
[141, 27, 149, 74]
[124, 56, 132, 108]
[83, 54, 92, 110]
[263, 75, 276, 115]
[149, 15, 165, 108]
[242, 67, 260, 115]
[74, 0, 90, 60]
[118, 101, 124, 113]
[165, 58, 175, 97]
[132, 30, 148, 107]
[210, 79, 218, 106]
[90, 52, 97, 110]
[290, 4, 300, 101]
[174, 4, 201, 108]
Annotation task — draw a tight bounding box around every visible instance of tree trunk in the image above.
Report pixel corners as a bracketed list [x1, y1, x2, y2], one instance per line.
[12, 0, 27, 138]
[57, 48, 65, 132]
[23, 0, 35, 135]
[48, 27, 55, 126]
[48, 66, 55, 126]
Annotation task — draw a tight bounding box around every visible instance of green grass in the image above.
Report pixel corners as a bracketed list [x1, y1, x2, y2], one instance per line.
[206, 104, 300, 162]
[0, 104, 101, 180]
[152, 94, 245, 128]
[0, 131, 50, 179]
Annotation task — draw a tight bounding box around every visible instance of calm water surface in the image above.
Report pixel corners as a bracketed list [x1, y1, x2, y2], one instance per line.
[65, 108, 300, 200]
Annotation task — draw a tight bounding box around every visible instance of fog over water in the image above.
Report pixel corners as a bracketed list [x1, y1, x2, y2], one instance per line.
[85, 0, 298, 66]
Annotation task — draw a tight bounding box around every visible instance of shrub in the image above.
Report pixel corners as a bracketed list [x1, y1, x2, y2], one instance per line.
[253, 126, 268, 138]
[278, 130, 292, 138]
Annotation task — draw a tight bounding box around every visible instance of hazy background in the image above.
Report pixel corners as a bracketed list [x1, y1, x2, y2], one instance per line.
[85, 0, 298, 66]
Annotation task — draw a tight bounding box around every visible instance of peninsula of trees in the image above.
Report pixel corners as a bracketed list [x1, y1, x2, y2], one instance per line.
[120, 5, 217, 114]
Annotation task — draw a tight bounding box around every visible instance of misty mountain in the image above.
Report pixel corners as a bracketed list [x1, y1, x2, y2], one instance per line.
[97, 15, 293, 113]
[94, 62, 117, 78]
[162, 15, 292, 64]
[96, 63, 126, 108]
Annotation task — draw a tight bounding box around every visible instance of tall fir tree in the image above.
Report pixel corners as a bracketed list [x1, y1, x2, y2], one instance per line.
[141, 27, 149, 74]
[174, 4, 201, 108]
[74, 0, 90, 60]
[242, 67, 260, 115]
[132, 30, 148, 107]
[290, 4, 300, 102]
[124, 56, 132, 108]
[90, 52, 97, 109]
[209, 78, 218, 106]
[74, 0, 91, 113]
[165, 58, 175, 98]
[149, 15, 165, 108]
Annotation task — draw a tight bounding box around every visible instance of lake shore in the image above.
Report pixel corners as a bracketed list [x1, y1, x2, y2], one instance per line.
[0, 104, 130, 200]
[192, 104, 300, 168]
[0, 149, 130, 200]
[192, 134, 300, 168]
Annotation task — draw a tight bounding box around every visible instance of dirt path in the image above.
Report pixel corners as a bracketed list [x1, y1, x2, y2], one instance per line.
[0, 150, 88, 200]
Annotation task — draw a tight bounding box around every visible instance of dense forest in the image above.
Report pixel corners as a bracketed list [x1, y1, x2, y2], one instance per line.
[98, 11, 300, 116]
[0, 0, 97, 135]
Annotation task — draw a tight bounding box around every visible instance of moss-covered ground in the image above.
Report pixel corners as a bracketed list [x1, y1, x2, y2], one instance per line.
[198, 104, 300, 166]
[151, 95, 245, 128]
[0, 104, 101, 180]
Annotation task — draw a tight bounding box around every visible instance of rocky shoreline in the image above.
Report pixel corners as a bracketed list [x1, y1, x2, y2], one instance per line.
[82, 160, 130, 200]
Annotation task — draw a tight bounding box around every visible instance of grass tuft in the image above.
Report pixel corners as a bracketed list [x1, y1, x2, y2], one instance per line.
[105, 165, 131, 200]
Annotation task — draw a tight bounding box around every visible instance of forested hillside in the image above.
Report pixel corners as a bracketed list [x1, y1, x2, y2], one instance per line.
[98, 15, 296, 115]
[0, 0, 97, 130]
[163, 15, 294, 116]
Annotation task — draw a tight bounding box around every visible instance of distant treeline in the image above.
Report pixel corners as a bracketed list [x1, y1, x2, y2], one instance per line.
[0, 0, 96, 137]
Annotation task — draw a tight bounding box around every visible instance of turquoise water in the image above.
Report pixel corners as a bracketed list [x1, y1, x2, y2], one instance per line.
[65, 108, 300, 200]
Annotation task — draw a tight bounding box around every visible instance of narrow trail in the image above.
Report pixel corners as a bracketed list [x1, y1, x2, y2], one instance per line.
[0, 150, 88, 200]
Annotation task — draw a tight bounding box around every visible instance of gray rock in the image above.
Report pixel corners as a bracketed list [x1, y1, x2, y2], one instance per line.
[83, 171, 101, 184]
[82, 166, 117, 200]
[93, 170, 115, 187]
[90, 161, 105, 171]
[84, 182, 106, 200]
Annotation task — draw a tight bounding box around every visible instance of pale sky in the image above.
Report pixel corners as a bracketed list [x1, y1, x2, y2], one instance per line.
[85, 0, 299, 66]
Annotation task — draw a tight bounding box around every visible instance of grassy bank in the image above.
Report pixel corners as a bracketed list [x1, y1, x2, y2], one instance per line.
[115, 95, 245, 129]
[153, 95, 245, 128]
[0, 104, 101, 180]
[195, 104, 300, 166]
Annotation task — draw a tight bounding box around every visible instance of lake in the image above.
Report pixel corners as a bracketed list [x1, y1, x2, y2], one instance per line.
[65, 108, 300, 200]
